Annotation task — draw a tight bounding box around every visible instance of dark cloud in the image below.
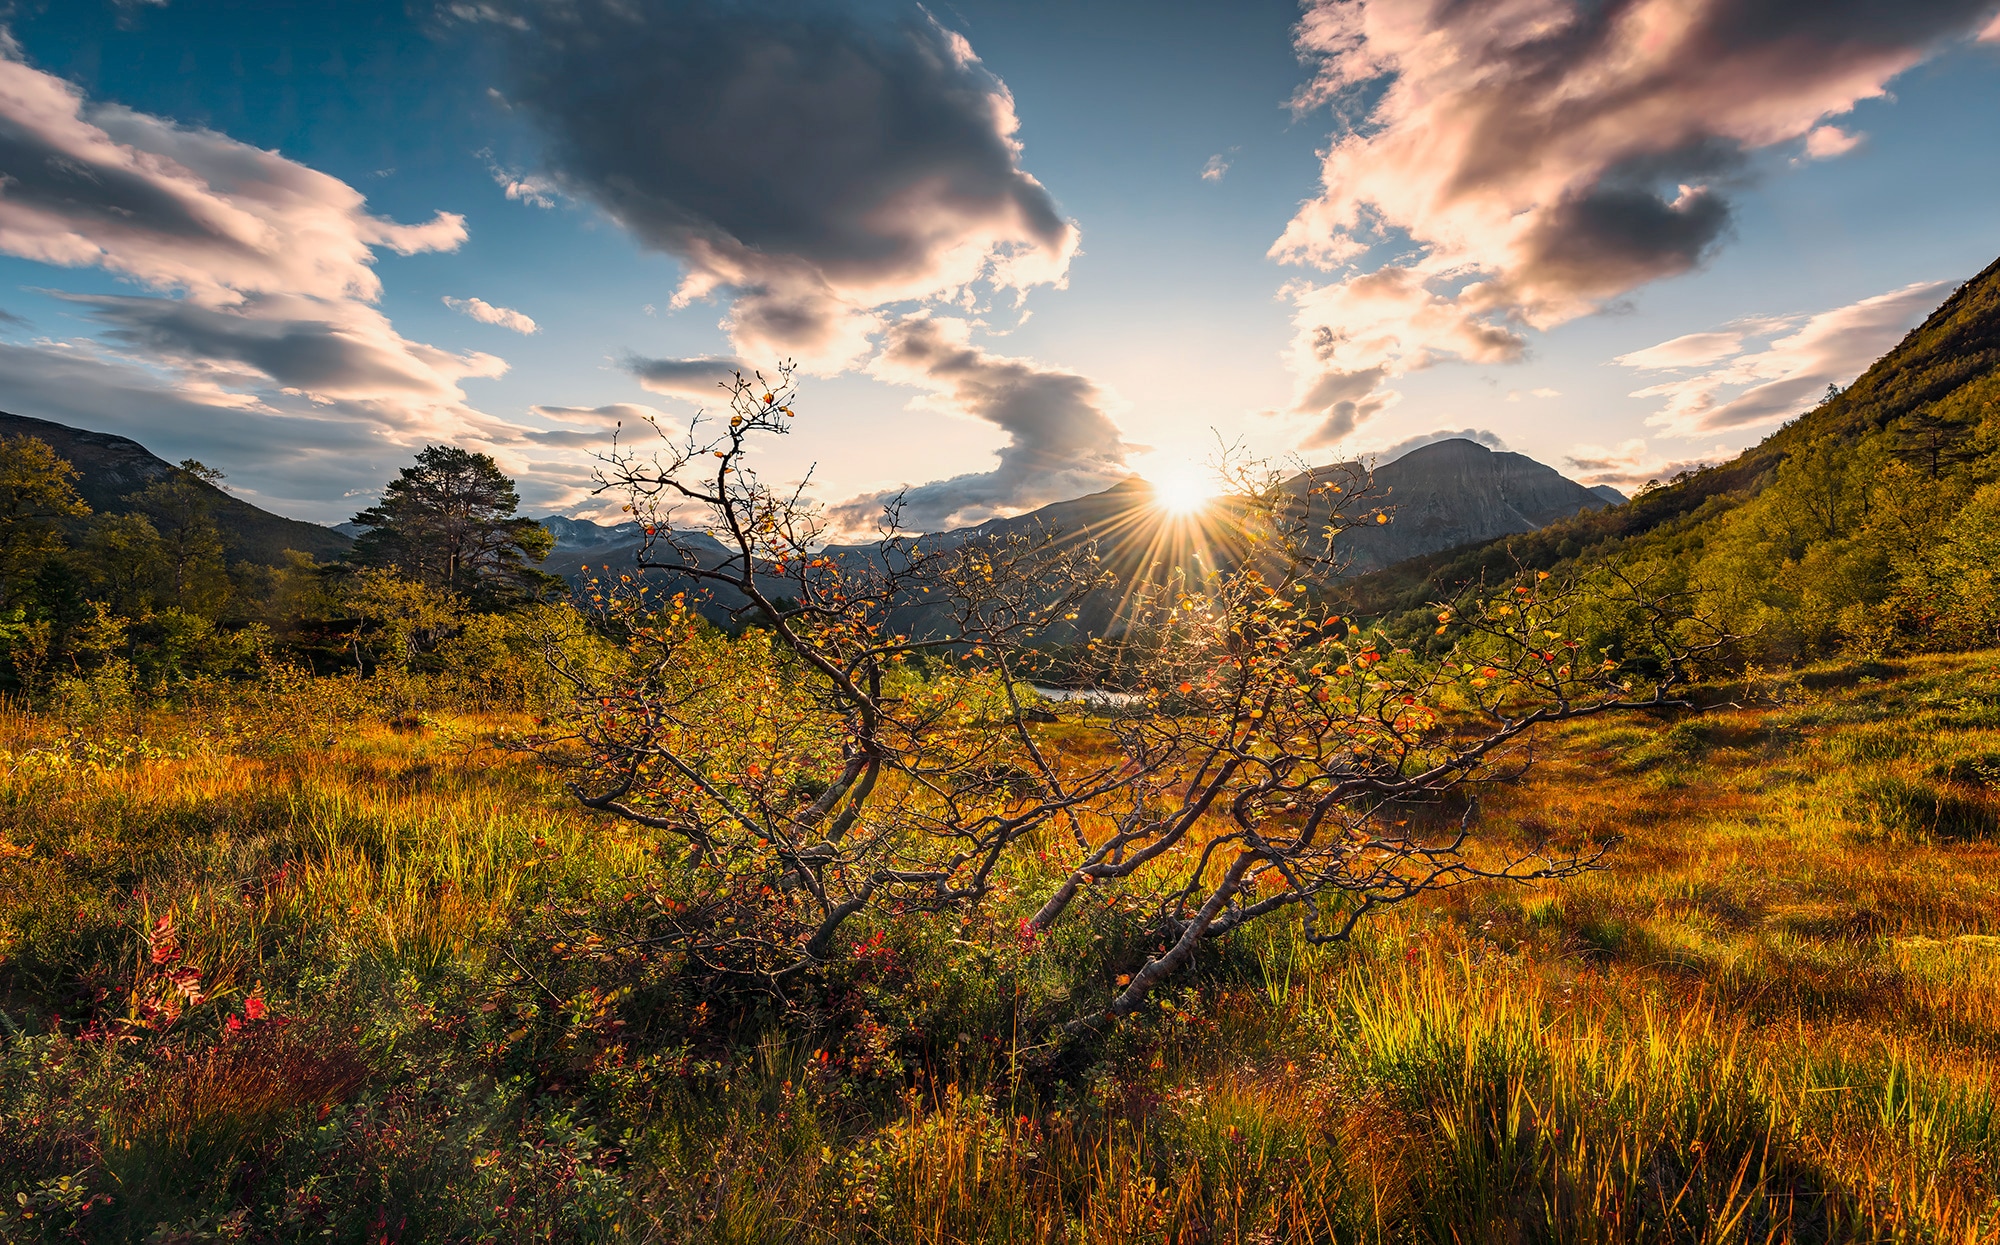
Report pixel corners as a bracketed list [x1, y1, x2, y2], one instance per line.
[1515, 184, 1733, 302]
[625, 355, 747, 403]
[473, 0, 1076, 367]
[0, 338, 393, 519]
[64, 293, 499, 401]
[833, 314, 1135, 532]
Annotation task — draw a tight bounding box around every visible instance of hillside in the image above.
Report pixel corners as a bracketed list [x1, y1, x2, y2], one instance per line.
[0, 410, 351, 566]
[1331, 252, 2000, 633]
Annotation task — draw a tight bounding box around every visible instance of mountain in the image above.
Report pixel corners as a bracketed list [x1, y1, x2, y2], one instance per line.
[1588, 485, 1628, 506]
[547, 437, 1613, 631]
[1328, 252, 2000, 629]
[0, 410, 352, 565]
[1335, 439, 1616, 572]
[539, 515, 645, 550]
[925, 437, 1612, 576]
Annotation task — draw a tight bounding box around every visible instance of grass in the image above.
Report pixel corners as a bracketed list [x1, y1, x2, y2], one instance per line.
[0, 655, 1997, 1241]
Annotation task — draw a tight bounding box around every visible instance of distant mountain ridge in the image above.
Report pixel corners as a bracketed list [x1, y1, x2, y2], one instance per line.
[0, 410, 351, 565]
[538, 437, 1617, 629]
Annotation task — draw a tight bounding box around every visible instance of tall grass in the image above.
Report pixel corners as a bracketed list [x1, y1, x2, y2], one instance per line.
[1, 657, 1998, 1241]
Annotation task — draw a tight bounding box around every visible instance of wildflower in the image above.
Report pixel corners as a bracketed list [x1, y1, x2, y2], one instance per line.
[244, 994, 268, 1022]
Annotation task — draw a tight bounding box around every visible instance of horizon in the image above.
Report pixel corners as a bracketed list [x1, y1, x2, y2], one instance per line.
[0, 1, 1996, 531]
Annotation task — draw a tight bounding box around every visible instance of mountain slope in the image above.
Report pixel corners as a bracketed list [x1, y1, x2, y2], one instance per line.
[1330, 252, 2000, 627]
[0, 410, 351, 565]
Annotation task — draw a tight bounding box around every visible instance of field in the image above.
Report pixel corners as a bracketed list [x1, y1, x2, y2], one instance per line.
[1, 655, 1997, 1242]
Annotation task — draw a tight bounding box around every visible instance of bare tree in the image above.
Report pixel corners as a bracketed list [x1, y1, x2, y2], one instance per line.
[1026, 461, 1725, 1031]
[539, 371, 1723, 1024]
[540, 365, 1145, 979]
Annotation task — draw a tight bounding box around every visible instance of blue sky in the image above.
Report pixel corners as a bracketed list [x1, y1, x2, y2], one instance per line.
[1, 0, 1997, 526]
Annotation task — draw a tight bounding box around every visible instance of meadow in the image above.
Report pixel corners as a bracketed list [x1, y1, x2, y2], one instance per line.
[1, 653, 1997, 1243]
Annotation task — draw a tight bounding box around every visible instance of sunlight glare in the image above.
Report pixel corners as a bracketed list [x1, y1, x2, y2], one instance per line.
[1148, 466, 1215, 517]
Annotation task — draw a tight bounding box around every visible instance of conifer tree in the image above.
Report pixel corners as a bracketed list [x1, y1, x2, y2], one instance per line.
[348, 446, 557, 607]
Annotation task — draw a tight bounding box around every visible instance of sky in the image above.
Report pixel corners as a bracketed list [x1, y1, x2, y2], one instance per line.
[1, 0, 1998, 530]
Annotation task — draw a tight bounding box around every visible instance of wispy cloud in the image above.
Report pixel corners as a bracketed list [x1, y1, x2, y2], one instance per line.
[1201, 153, 1232, 182]
[1617, 280, 1950, 436]
[1564, 439, 1728, 491]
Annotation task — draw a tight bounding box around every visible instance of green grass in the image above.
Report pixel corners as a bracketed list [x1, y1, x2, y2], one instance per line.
[2, 657, 1999, 1241]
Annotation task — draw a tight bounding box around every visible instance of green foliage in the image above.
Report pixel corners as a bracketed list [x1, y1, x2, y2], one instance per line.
[1336, 255, 2000, 671]
[0, 435, 89, 601]
[347, 445, 558, 608]
[124, 460, 232, 616]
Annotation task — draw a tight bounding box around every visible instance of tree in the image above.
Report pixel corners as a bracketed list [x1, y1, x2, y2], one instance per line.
[0, 435, 89, 602]
[541, 369, 1722, 1028]
[348, 447, 556, 607]
[126, 460, 230, 616]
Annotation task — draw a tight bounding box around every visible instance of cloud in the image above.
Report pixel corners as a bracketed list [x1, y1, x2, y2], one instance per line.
[1372, 427, 1508, 463]
[519, 401, 670, 447]
[0, 336, 402, 519]
[1285, 265, 1521, 444]
[1564, 439, 1728, 490]
[0, 38, 502, 431]
[830, 313, 1136, 533]
[0, 40, 610, 516]
[1804, 125, 1864, 159]
[475, 0, 1077, 371]
[1982, 10, 2000, 39]
[1273, 0, 1995, 443]
[625, 355, 747, 403]
[1201, 153, 1231, 182]
[57, 291, 505, 409]
[1617, 280, 1950, 435]
[443, 295, 537, 334]
[0, 36, 462, 306]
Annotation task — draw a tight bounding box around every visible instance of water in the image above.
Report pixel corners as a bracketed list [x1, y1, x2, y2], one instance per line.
[1030, 685, 1146, 708]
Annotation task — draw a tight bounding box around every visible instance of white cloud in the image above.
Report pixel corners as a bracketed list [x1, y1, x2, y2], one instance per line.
[1564, 439, 1728, 490]
[1804, 124, 1864, 159]
[444, 295, 538, 334]
[1617, 280, 1951, 436]
[1201, 153, 1231, 182]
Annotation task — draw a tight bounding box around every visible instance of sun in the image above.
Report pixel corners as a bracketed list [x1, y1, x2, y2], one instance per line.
[1147, 466, 1216, 517]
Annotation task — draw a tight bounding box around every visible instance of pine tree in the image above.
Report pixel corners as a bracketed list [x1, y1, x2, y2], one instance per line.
[347, 446, 556, 607]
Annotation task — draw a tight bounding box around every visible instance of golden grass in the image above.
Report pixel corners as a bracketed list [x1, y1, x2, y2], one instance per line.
[0, 657, 1997, 1240]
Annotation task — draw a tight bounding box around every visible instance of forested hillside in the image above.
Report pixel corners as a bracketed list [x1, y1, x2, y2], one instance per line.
[0, 411, 350, 566]
[1335, 254, 2000, 663]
